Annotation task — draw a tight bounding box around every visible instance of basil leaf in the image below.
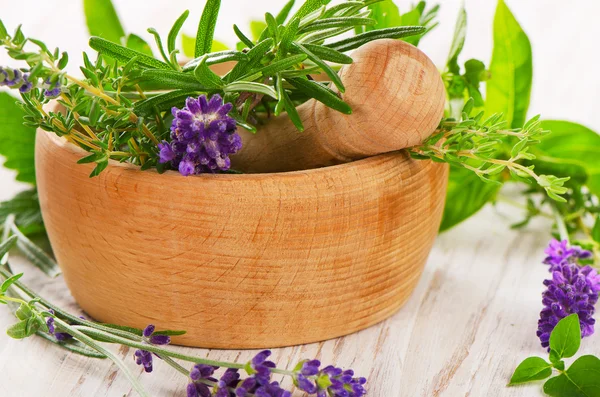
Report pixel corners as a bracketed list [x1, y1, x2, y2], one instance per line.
[592, 216, 600, 244]
[89, 37, 171, 70]
[181, 33, 195, 58]
[195, 0, 221, 57]
[325, 26, 425, 52]
[536, 120, 600, 196]
[0, 93, 36, 184]
[287, 77, 351, 114]
[83, 0, 125, 44]
[549, 313, 581, 360]
[366, 1, 402, 30]
[125, 34, 153, 57]
[543, 355, 600, 397]
[439, 165, 501, 232]
[486, 0, 532, 128]
[168, 10, 189, 54]
[509, 357, 553, 385]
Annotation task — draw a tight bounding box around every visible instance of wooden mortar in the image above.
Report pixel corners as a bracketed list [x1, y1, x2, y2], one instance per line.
[233, 39, 445, 173]
[36, 129, 448, 348]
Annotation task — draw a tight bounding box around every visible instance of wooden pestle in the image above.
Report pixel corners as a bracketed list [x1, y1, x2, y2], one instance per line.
[231, 39, 446, 173]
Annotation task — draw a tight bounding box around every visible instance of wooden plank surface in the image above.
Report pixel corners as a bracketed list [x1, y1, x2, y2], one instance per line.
[1, 1, 600, 395]
[1, 185, 596, 396]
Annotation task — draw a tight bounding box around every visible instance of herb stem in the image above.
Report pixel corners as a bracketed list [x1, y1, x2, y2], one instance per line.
[551, 203, 570, 243]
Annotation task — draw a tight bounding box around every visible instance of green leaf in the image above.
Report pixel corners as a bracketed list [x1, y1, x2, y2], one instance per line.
[292, 42, 344, 92]
[366, 1, 401, 30]
[233, 24, 254, 49]
[529, 156, 588, 187]
[486, 0, 532, 128]
[241, 54, 307, 79]
[195, 0, 221, 57]
[168, 10, 189, 54]
[0, 269, 21, 293]
[225, 38, 274, 82]
[193, 56, 224, 89]
[89, 37, 171, 70]
[325, 26, 425, 52]
[292, 0, 331, 21]
[549, 313, 581, 360]
[0, 190, 44, 236]
[0, 235, 17, 262]
[181, 33, 195, 58]
[250, 21, 268, 42]
[293, 43, 352, 64]
[83, 0, 125, 43]
[536, 120, 600, 197]
[299, 17, 376, 34]
[0, 93, 36, 184]
[276, 0, 296, 24]
[440, 165, 502, 232]
[6, 320, 28, 339]
[287, 77, 351, 114]
[141, 69, 208, 90]
[280, 86, 303, 132]
[508, 357, 553, 385]
[15, 302, 33, 320]
[8, 217, 60, 277]
[182, 50, 248, 72]
[543, 355, 600, 397]
[125, 34, 153, 57]
[592, 216, 600, 243]
[224, 81, 277, 99]
[446, 6, 467, 74]
[134, 89, 198, 116]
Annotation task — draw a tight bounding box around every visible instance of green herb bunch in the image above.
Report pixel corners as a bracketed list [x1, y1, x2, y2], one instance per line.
[0, 0, 427, 176]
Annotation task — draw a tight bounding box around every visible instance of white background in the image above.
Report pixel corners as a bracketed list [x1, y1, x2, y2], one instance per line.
[1, 0, 596, 195]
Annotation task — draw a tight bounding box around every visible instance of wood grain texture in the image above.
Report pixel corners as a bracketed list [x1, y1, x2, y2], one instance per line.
[1, 206, 592, 397]
[233, 39, 445, 173]
[35, 129, 448, 349]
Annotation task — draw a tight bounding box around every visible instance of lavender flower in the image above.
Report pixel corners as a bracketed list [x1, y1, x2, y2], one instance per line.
[187, 364, 218, 397]
[543, 239, 592, 270]
[293, 359, 366, 397]
[537, 240, 600, 349]
[0, 67, 23, 87]
[19, 73, 33, 93]
[45, 310, 73, 341]
[43, 78, 61, 98]
[158, 94, 242, 175]
[133, 324, 171, 373]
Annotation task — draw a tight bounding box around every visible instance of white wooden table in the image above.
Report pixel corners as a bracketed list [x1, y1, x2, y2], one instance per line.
[2, 170, 596, 396]
[1, 1, 600, 395]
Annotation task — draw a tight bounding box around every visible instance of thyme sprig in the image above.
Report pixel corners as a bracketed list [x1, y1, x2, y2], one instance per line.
[410, 99, 569, 202]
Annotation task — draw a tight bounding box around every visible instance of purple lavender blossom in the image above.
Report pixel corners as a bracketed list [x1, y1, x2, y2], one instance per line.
[543, 239, 592, 270]
[19, 73, 33, 93]
[187, 364, 218, 397]
[537, 240, 600, 349]
[45, 310, 73, 341]
[133, 324, 171, 373]
[158, 94, 242, 175]
[43, 78, 61, 98]
[293, 360, 366, 397]
[0, 67, 23, 88]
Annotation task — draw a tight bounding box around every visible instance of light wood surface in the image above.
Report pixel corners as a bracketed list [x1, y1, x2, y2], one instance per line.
[35, 129, 448, 349]
[2, 203, 596, 396]
[234, 39, 445, 173]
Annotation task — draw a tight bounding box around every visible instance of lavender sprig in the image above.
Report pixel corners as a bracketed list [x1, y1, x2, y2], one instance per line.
[0, 266, 367, 397]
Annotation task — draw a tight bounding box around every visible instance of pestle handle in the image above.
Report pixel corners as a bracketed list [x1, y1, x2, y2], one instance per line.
[232, 39, 445, 174]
